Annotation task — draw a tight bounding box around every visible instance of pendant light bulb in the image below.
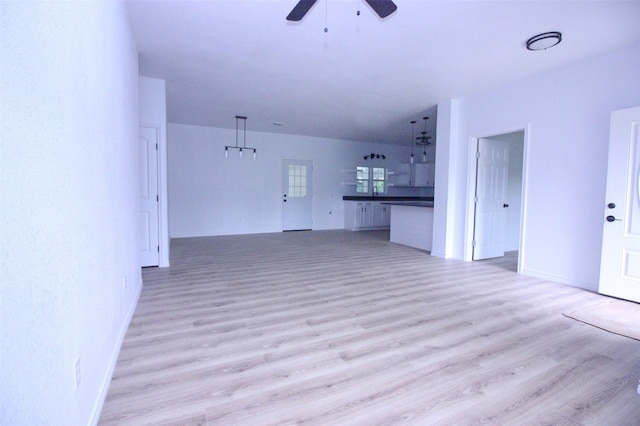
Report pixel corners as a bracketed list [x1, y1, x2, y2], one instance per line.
[409, 120, 416, 164]
[422, 150, 427, 162]
[225, 147, 228, 158]
[253, 149, 257, 160]
[239, 148, 243, 159]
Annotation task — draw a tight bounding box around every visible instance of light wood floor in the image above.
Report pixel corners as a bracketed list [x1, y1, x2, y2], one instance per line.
[99, 230, 640, 425]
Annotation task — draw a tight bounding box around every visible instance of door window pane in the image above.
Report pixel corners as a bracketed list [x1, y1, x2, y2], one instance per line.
[288, 165, 307, 198]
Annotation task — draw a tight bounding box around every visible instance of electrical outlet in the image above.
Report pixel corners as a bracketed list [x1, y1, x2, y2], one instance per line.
[75, 358, 81, 388]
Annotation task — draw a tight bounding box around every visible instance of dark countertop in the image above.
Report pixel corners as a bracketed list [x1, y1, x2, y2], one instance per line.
[382, 201, 434, 208]
[343, 196, 434, 202]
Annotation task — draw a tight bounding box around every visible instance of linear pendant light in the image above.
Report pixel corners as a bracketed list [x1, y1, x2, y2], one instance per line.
[224, 115, 257, 160]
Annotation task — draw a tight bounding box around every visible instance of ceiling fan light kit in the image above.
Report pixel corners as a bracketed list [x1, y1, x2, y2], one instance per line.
[286, 0, 397, 22]
[526, 31, 562, 51]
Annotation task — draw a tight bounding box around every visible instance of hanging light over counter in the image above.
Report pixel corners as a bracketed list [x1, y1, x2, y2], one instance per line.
[224, 115, 257, 160]
[416, 116, 432, 162]
[409, 120, 416, 164]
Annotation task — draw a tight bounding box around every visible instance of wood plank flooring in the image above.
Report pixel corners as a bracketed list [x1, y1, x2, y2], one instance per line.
[99, 230, 640, 425]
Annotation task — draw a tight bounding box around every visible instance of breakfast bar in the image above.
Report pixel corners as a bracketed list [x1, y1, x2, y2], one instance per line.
[383, 201, 434, 252]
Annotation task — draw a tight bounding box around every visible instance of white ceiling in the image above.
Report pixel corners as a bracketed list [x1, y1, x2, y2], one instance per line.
[126, 0, 640, 145]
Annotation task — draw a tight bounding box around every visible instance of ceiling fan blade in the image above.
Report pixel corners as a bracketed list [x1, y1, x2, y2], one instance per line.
[364, 0, 397, 19]
[286, 0, 319, 21]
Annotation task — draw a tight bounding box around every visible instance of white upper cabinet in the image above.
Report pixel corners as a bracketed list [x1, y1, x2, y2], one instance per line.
[388, 162, 435, 187]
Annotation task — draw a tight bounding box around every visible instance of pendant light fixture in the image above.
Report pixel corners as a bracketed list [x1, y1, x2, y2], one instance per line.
[224, 115, 257, 160]
[416, 116, 431, 162]
[409, 120, 416, 164]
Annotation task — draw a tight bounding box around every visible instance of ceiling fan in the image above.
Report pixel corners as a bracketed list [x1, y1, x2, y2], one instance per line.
[286, 0, 398, 22]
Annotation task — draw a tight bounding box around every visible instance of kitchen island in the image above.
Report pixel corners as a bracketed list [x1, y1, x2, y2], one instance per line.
[384, 202, 434, 252]
[342, 196, 432, 231]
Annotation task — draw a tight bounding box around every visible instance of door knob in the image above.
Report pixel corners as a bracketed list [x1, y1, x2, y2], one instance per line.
[503, 203, 509, 208]
[606, 215, 621, 222]
[607, 202, 616, 209]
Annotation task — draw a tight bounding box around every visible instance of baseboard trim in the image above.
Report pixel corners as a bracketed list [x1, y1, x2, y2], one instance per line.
[89, 278, 143, 425]
[521, 268, 597, 292]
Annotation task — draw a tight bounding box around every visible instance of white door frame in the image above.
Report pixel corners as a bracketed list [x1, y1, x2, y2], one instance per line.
[140, 122, 169, 267]
[464, 125, 530, 273]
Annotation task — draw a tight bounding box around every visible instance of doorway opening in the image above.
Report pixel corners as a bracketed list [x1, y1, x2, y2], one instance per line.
[469, 130, 526, 272]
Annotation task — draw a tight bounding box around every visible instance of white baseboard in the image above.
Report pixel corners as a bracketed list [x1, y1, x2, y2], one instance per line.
[89, 278, 143, 425]
[521, 268, 598, 292]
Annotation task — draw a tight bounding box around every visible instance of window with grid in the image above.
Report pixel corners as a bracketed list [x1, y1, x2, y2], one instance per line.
[288, 164, 307, 197]
[372, 167, 386, 194]
[356, 166, 369, 193]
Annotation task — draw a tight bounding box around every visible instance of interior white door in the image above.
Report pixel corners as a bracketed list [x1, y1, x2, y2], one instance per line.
[599, 106, 640, 302]
[140, 126, 159, 267]
[473, 138, 510, 260]
[282, 159, 313, 231]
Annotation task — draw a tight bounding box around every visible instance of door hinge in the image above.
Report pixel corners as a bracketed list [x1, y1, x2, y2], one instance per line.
[476, 151, 480, 159]
[472, 240, 476, 247]
[474, 196, 478, 203]
[156, 143, 158, 150]
[157, 246, 160, 253]
[156, 195, 159, 202]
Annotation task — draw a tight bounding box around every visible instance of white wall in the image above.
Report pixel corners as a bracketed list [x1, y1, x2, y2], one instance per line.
[139, 76, 170, 266]
[168, 123, 423, 237]
[0, 2, 140, 424]
[432, 99, 460, 258]
[436, 41, 640, 290]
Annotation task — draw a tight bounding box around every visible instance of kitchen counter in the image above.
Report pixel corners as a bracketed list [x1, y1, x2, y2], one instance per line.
[388, 203, 434, 252]
[342, 196, 433, 202]
[382, 201, 434, 208]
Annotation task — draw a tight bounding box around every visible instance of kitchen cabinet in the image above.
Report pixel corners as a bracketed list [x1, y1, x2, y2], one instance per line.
[386, 163, 410, 187]
[413, 162, 435, 187]
[344, 201, 390, 230]
[372, 203, 391, 228]
[387, 162, 435, 187]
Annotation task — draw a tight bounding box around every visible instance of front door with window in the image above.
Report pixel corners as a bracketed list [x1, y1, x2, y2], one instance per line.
[282, 160, 313, 231]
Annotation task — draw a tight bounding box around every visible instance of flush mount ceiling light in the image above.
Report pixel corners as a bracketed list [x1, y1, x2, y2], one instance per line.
[526, 31, 562, 51]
